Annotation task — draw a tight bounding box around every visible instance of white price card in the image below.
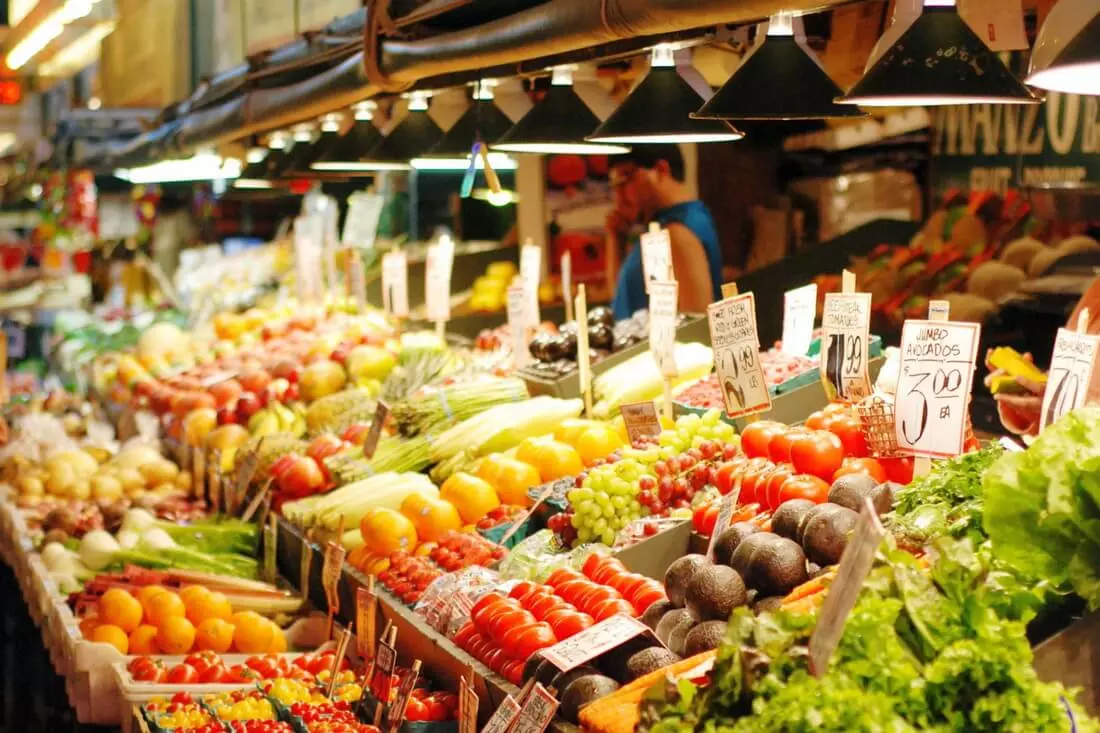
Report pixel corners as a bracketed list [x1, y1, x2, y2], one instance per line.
[511, 682, 559, 733]
[706, 479, 743, 560]
[707, 292, 772, 419]
[349, 254, 367, 310]
[561, 252, 573, 316]
[928, 299, 950, 321]
[1040, 327, 1100, 431]
[895, 320, 981, 459]
[540, 613, 649, 672]
[619, 401, 662, 444]
[381, 251, 409, 317]
[293, 216, 325, 304]
[342, 192, 384, 249]
[649, 280, 678, 378]
[781, 283, 817, 358]
[482, 695, 521, 733]
[508, 283, 533, 369]
[820, 292, 872, 402]
[425, 239, 455, 323]
[520, 243, 542, 324]
[809, 499, 885, 677]
[959, 0, 1028, 51]
[640, 223, 673, 294]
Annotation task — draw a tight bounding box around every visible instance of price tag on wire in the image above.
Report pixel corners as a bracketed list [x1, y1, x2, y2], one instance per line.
[342, 192, 384, 249]
[649, 280, 678, 378]
[508, 282, 533, 369]
[640, 222, 673, 294]
[382, 251, 409, 317]
[1040, 326, 1099, 431]
[707, 292, 772, 419]
[520, 242, 542, 324]
[820, 292, 872, 402]
[540, 613, 649, 672]
[619, 401, 662, 444]
[781, 283, 817, 358]
[895, 319, 981, 458]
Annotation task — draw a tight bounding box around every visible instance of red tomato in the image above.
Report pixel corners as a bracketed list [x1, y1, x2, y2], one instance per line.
[833, 457, 887, 484]
[740, 459, 777, 507]
[471, 592, 506, 618]
[822, 402, 850, 415]
[545, 567, 584, 587]
[803, 410, 828, 430]
[768, 428, 806, 464]
[501, 660, 524, 686]
[779, 474, 830, 505]
[611, 573, 649, 600]
[306, 434, 345, 464]
[483, 648, 507, 672]
[544, 609, 594, 639]
[826, 414, 869, 458]
[453, 622, 478, 650]
[592, 598, 636, 620]
[511, 622, 557, 659]
[487, 608, 536, 642]
[581, 553, 605, 577]
[507, 581, 539, 602]
[763, 464, 796, 512]
[692, 503, 712, 534]
[166, 664, 199, 684]
[881, 456, 914, 484]
[554, 578, 592, 606]
[740, 421, 786, 459]
[700, 504, 719, 536]
[790, 431, 845, 480]
[714, 459, 743, 496]
[527, 592, 569, 620]
[404, 697, 430, 722]
[198, 664, 227, 684]
[474, 599, 520, 635]
[277, 455, 326, 498]
[286, 666, 313, 681]
[591, 561, 626, 586]
[129, 657, 165, 682]
[630, 584, 668, 612]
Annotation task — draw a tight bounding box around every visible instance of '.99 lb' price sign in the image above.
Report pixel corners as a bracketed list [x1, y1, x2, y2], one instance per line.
[820, 292, 872, 402]
[895, 320, 981, 458]
[707, 292, 771, 418]
[1041, 327, 1100, 431]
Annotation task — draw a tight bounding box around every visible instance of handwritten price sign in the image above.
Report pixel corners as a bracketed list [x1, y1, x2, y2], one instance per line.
[540, 613, 648, 672]
[707, 292, 771, 418]
[649, 280, 678, 378]
[640, 224, 672, 293]
[1041, 328, 1100, 431]
[895, 320, 981, 458]
[820, 293, 872, 402]
[781, 283, 817, 358]
[382, 251, 409, 317]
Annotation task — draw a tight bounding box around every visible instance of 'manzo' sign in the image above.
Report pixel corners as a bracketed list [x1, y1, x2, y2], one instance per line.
[931, 92, 1100, 193]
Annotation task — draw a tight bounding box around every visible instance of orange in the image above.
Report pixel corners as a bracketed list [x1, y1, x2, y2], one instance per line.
[204, 591, 233, 622]
[91, 624, 129, 654]
[232, 614, 275, 654]
[359, 507, 418, 554]
[399, 495, 460, 543]
[128, 624, 159, 654]
[136, 585, 169, 617]
[181, 586, 230, 625]
[553, 418, 600, 447]
[479, 456, 540, 506]
[145, 591, 186, 628]
[439, 472, 500, 524]
[194, 618, 235, 653]
[533, 440, 583, 482]
[266, 627, 287, 654]
[98, 588, 144, 633]
[155, 616, 196, 654]
[575, 425, 623, 467]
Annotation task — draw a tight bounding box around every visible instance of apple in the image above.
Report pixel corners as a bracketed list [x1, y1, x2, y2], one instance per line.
[271, 360, 301, 383]
[217, 406, 238, 425]
[209, 379, 243, 409]
[341, 423, 371, 445]
[238, 368, 272, 395]
[236, 392, 263, 421]
[345, 345, 396, 383]
[264, 378, 291, 405]
[277, 456, 325, 498]
[299, 360, 347, 402]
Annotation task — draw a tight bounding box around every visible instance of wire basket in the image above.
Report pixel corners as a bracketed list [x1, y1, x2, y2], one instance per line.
[856, 395, 904, 458]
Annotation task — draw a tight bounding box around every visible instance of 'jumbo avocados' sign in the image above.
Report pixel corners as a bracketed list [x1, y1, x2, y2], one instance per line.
[931, 92, 1100, 194]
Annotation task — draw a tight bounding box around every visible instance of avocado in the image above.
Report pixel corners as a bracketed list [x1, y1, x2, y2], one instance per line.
[753, 596, 784, 614]
[664, 554, 710, 607]
[599, 636, 654, 681]
[655, 608, 695, 650]
[550, 665, 599, 697]
[796, 503, 830, 545]
[560, 675, 620, 723]
[807, 562, 824, 578]
[641, 599, 674, 630]
[625, 647, 682, 681]
[730, 532, 785, 577]
[771, 499, 817, 541]
[522, 651, 554, 685]
[748, 536, 808, 597]
[869, 481, 899, 515]
[712, 522, 760, 567]
[684, 564, 747, 622]
[683, 620, 726, 656]
[802, 503, 859, 566]
[828, 473, 879, 512]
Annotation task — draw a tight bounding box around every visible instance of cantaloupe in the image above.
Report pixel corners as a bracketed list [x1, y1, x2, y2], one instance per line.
[967, 262, 1026, 302]
[1056, 235, 1100, 257]
[943, 293, 996, 323]
[999, 237, 1046, 271]
[1028, 247, 1064, 278]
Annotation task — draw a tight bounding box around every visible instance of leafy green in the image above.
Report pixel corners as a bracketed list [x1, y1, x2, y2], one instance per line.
[157, 517, 259, 556]
[983, 408, 1100, 609]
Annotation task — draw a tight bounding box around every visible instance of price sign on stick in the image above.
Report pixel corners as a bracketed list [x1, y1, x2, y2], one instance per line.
[575, 285, 592, 417]
[540, 613, 649, 671]
[619, 401, 662, 444]
[234, 439, 263, 515]
[809, 499, 885, 677]
[511, 682, 559, 733]
[425, 238, 455, 330]
[707, 292, 772, 419]
[781, 283, 817, 357]
[520, 241, 542, 324]
[508, 283, 533, 369]
[382, 251, 409, 317]
[387, 660, 422, 733]
[649, 280, 678, 378]
[326, 625, 353, 700]
[895, 320, 981, 458]
[707, 478, 743, 560]
[482, 695, 521, 733]
[458, 671, 478, 733]
[299, 541, 314, 602]
[342, 192, 384, 249]
[262, 514, 277, 585]
[363, 401, 390, 460]
[640, 222, 673, 293]
[561, 252, 573, 322]
[1041, 323, 1099, 431]
[322, 541, 346, 638]
[356, 580, 377, 660]
[820, 292, 872, 402]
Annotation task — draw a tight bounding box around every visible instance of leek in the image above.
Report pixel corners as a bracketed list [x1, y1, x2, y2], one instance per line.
[593, 343, 713, 418]
[429, 397, 583, 462]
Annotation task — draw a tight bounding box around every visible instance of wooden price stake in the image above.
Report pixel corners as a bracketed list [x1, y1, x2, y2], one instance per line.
[820, 270, 872, 403]
[707, 291, 772, 419]
[356, 577, 377, 661]
[233, 438, 264, 516]
[640, 222, 673, 293]
[241, 477, 274, 523]
[191, 446, 206, 502]
[575, 285, 592, 417]
[322, 536, 347, 639]
[373, 626, 399, 726]
[363, 401, 390, 460]
[299, 541, 315, 602]
[511, 682, 559, 733]
[649, 279, 679, 423]
[619, 401, 662, 445]
[325, 624, 354, 700]
[386, 660, 422, 733]
[781, 283, 818, 358]
[809, 499, 885, 676]
[458, 665, 478, 733]
[561, 252, 573, 322]
[356, 619, 392, 719]
[1040, 308, 1099, 432]
[262, 513, 278, 585]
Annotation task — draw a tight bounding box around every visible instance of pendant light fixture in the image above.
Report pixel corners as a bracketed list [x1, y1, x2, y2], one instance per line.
[235, 141, 277, 189]
[694, 15, 864, 120]
[492, 67, 631, 155]
[413, 81, 518, 170]
[837, 0, 1040, 106]
[284, 115, 342, 175]
[360, 90, 444, 169]
[311, 102, 389, 173]
[588, 45, 744, 142]
[1027, 0, 1100, 95]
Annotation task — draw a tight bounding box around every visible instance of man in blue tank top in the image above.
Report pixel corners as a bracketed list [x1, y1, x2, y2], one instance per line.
[606, 144, 723, 321]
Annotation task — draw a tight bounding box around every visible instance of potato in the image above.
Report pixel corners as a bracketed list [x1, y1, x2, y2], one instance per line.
[175, 470, 192, 491]
[45, 461, 76, 496]
[152, 482, 180, 496]
[139, 460, 180, 487]
[90, 474, 123, 502]
[17, 476, 43, 497]
[116, 468, 145, 493]
[70, 479, 91, 501]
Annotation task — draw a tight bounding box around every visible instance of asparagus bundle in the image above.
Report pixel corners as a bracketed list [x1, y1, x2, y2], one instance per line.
[391, 377, 528, 436]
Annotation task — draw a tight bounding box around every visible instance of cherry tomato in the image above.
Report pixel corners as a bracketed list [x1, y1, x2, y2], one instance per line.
[832, 457, 887, 483]
[881, 456, 914, 484]
[826, 414, 869, 458]
[779, 474, 830, 505]
[790, 430, 844, 480]
[740, 421, 786, 459]
[511, 622, 558, 659]
[768, 428, 806, 464]
[166, 663, 199, 684]
[544, 608, 594, 639]
[763, 463, 796, 511]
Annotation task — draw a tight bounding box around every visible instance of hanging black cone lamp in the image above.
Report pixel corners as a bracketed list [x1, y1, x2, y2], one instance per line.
[1027, 0, 1100, 95]
[492, 67, 631, 155]
[283, 115, 342, 176]
[588, 45, 744, 142]
[414, 81, 518, 170]
[311, 102, 391, 173]
[234, 142, 277, 189]
[362, 91, 444, 168]
[837, 0, 1041, 106]
[694, 15, 864, 120]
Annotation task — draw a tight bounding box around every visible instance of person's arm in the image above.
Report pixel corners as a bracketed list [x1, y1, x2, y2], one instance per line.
[1069, 275, 1100, 332]
[668, 222, 714, 314]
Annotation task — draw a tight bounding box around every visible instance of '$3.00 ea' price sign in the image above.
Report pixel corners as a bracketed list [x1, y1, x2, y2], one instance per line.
[895, 320, 981, 458]
[706, 292, 771, 419]
[1040, 327, 1100, 431]
[820, 292, 872, 402]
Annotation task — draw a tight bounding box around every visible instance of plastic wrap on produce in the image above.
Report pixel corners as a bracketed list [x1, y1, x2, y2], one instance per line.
[414, 566, 502, 636]
[612, 517, 687, 550]
[497, 529, 610, 582]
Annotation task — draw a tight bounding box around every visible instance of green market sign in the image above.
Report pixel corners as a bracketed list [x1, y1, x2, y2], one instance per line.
[931, 92, 1100, 193]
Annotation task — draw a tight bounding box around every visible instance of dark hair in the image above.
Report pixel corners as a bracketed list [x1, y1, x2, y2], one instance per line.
[612, 143, 685, 181]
